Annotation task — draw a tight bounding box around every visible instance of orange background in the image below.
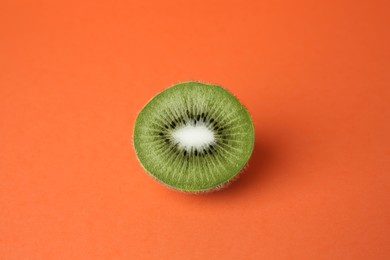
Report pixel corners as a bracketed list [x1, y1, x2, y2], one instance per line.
[1, 0, 389, 259]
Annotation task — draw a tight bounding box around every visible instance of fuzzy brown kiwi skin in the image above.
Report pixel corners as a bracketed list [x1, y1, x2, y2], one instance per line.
[161, 163, 251, 195]
[135, 156, 251, 194]
[190, 163, 250, 194]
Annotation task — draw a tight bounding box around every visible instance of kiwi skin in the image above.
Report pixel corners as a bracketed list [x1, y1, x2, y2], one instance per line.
[178, 163, 250, 194]
[143, 162, 251, 195]
[133, 81, 255, 194]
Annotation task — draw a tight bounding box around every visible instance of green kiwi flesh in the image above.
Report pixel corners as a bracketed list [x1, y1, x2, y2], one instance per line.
[133, 82, 254, 193]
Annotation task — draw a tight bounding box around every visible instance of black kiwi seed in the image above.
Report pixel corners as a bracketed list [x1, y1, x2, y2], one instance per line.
[210, 118, 214, 123]
[196, 115, 200, 121]
[159, 132, 164, 136]
[183, 150, 187, 156]
[171, 122, 176, 128]
[164, 124, 169, 129]
[195, 150, 198, 156]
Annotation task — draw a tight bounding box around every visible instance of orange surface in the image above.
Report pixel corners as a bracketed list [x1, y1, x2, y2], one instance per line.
[1, 0, 390, 259]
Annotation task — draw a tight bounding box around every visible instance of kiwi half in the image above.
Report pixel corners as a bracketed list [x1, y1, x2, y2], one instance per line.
[133, 82, 254, 193]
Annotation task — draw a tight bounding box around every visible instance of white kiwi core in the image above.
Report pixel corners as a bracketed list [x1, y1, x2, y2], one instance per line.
[172, 124, 215, 151]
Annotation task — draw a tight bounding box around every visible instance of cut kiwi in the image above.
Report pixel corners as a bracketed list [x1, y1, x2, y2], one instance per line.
[133, 82, 254, 193]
